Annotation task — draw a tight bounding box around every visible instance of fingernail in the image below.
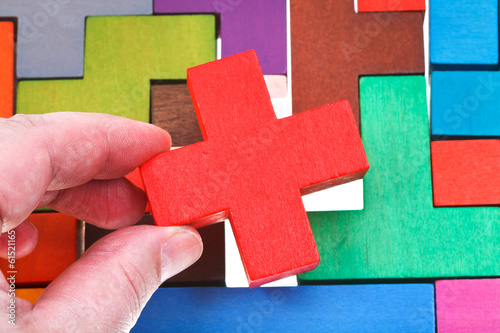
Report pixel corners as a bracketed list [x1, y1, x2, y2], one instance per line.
[161, 227, 203, 283]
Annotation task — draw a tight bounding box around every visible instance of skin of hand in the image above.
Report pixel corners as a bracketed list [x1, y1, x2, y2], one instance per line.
[0, 113, 203, 332]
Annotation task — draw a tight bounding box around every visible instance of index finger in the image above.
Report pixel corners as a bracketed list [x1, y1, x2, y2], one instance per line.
[0, 112, 170, 230]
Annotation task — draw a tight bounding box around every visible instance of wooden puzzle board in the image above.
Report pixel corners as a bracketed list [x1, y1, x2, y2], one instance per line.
[0, 0, 499, 330]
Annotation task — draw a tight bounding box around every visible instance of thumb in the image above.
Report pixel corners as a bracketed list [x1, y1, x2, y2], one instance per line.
[23, 225, 202, 332]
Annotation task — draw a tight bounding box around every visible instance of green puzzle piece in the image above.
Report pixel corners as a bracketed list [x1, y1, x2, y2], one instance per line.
[300, 76, 500, 281]
[17, 15, 216, 122]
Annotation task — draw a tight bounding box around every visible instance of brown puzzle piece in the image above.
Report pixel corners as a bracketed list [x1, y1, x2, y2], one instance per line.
[291, 0, 424, 126]
[151, 82, 203, 147]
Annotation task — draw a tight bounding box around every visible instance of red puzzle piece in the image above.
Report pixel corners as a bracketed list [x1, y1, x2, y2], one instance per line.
[0, 21, 14, 118]
[431, 140, 500, 206]
[140, 51, 369, 287]
[125, 168, 151, 213]
[358, 0, 425, 12]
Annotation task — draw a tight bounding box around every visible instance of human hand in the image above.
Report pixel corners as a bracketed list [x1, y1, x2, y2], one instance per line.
[0, 113, 203, 332]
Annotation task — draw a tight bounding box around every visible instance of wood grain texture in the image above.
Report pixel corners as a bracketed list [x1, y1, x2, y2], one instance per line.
[131, 284, 435, 332]
[16, 15, 216, 122]
[431, 71, 500, 137]
[290, 0, 424, 127]
[358, 0, 425, 12]
[430, 0, 498, 69]
[0, 213, 77, 287]
[84, 214, 225, 286]
[151, 80, 287, 155]
[16, 289, 44, 304]
[141, 51, 369, 287]
[0, 0, 152, 78]
[299, 76, 500, 282]
[436, 279, 500, 333]
[431, 140, 500, 206]
[0, 21, 14, 118]
[151, 82, 203, 147]
[155, 0, 287, 75]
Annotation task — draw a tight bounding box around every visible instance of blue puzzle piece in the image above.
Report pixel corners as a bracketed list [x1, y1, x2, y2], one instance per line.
[0, 0, 152, 78]
[131, 285, 435, 332]
[431, 71, 500, 137]
[430, 0, 498, 69]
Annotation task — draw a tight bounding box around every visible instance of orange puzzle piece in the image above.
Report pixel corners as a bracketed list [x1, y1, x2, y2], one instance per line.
[0, 213, 78, 287]
[0, 21, 14, 118]
[16, 288, 44, 304]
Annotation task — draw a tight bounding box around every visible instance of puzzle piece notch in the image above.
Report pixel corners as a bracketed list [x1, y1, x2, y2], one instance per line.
[358, 0, 425, 12]
[154, 0, 287, 75]
[140, 50, 369, 288]
[431, 140, 500, 206]
[0, 0, 152, 78]
[431, 71, 500, 138]
[430, 0, 499, 69]
[291, 0, 424, 128]
[436, 279, 500, 333]
[16, 15, 216, 123]
[0, 21, 14, 118]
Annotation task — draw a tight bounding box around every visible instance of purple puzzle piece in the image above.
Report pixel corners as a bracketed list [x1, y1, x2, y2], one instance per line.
[155, 0, 287, 75]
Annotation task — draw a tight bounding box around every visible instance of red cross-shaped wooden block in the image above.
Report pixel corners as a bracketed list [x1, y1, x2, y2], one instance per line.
[140, 51, 369, 287]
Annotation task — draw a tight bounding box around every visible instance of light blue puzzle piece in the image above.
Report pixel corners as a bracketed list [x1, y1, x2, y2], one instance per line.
[432, 71, 500, 137]
[430, 0, 498, 69]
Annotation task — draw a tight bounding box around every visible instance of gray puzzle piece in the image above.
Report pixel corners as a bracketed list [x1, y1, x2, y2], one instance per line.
[0, 0, 151, 78]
